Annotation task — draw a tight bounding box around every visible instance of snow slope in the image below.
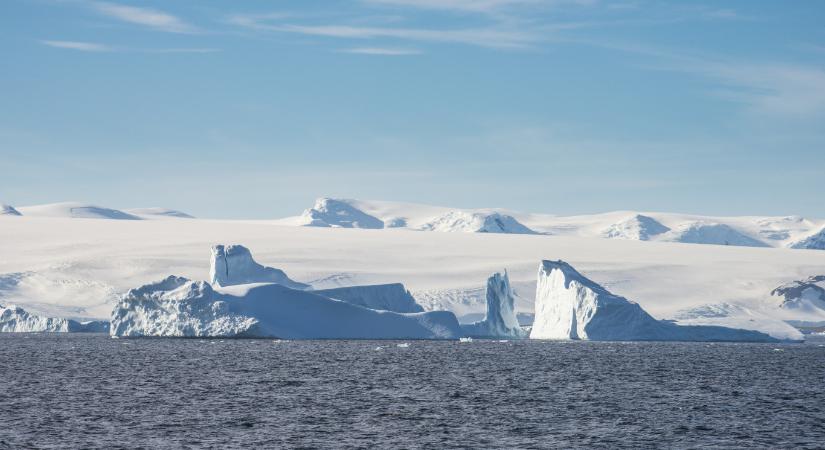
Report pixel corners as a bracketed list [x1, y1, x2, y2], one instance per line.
[601, 214, 670, 240]
[110, 276, 461, 339]
[790, 227, 825, 250]
[1, 204, 21, 216]
[1, 304, 108, 332]
[771, 276, 825, 321]
[209, 244, 309, 290]
[315, 283, 424, 313]
[420, 211, 536, 234]
[17, 202, 141, 220]
[461, 271, 526, 338]
[2, 215, 825, 339]
[529, 260, 784, 342]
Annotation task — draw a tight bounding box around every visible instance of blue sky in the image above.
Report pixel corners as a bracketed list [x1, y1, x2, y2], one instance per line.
[1, 0, 824, 219]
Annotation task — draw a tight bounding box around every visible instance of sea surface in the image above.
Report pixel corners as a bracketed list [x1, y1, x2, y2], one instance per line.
[1, 334, 824, 449]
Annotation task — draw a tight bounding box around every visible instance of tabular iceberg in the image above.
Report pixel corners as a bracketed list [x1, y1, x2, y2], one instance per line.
[209, 244, 309, 290]
[315, 283, 424, 313]
[461, 271, 527, 338]
[1, 304, 109, 333]
[110, 276, 461, 339]
[529, 260, 778, 342]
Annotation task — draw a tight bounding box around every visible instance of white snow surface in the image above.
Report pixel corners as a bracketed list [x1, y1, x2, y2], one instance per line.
[1, 204, 21, 216]
[314, 283, 424, 313]
[529, 260, 786, 342]
[209, 244, 309, 290]
[461, 271, 527, 338]
[110, 276, 461, 339]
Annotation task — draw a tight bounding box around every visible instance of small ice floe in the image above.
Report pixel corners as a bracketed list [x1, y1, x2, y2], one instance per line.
[374, 346, 383, 351]
[498, 339, 508, 343]
[459, 337, 473, 343]
[397, 343, 410, 348]
[773, 348, 785, 352]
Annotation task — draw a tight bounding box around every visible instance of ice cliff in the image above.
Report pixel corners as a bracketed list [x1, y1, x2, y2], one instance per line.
[299, 198, 384, 229]
[461, 271, 527, 338]
[1, 304, 108, 333]
[209, 244, 309, 290]
[529, 260, 779, 342]
[315, 283, 424, 313]
[110, 276, 462, 339]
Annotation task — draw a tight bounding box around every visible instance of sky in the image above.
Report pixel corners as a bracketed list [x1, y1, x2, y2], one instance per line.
[1, 0, 824, 219]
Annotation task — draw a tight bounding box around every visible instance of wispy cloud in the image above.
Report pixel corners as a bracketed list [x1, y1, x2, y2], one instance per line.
[228, 14, 575, 49]
[91, 2, 197, 33]
[362, 0, 595, 14]
[341, 47, 422, 55]
[41, 40, 111, 52]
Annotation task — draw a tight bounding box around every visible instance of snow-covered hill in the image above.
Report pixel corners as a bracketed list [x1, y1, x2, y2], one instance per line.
[125, 207, 194, 219]
[16, 202, 142, 220]
[277, 198, 825, 249]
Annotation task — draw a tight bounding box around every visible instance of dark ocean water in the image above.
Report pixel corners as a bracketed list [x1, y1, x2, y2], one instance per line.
[1, 334, 824, 449]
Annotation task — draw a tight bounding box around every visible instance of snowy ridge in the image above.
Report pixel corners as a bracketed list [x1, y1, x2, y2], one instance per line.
[529, 260, 782, 342]
[315, 283, 424, 313]
[771, 276, 825, 314]
[209, 244, 309, 290]
[790, 227, 825, 250]
[461, 271, 527, 338]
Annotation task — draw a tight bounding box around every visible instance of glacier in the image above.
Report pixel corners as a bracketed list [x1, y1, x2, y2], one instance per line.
[460, 271, 527, 338]
[110, 276, 462, 339]
[529, 260, 780, 342]
[315, 283, 424, 313]
[209, 244, 309, 290]
[1, 304, 108, 333]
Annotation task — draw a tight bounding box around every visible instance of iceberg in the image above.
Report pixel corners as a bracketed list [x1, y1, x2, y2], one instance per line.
[110, 276, 462, 339]
[1, 304, 109, 333]
[315, 283, 424, 313]
[529, 260, 779, 342]
[209, 244, 309, 290]
[461, 271, 527, 338]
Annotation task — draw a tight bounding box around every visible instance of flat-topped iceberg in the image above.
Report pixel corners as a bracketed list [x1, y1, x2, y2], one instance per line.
[110, 276, 461, 339]
[1, 304, 108, 333]
[209, 244, 309, 290]
[315, 283, 424, 313]
[461, 271, 527, 338]
[530, 260, 779, 342]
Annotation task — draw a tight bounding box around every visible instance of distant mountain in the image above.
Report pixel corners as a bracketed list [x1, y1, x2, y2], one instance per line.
[790, 227, 825, 250]
[0, 204, 21, 216]
[665, 222, 769, 248]
[601, 214, 670, 240]
[299, 198, 384, 229]
[420, 211, 536, 234]
[17, 202, 141, 220]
